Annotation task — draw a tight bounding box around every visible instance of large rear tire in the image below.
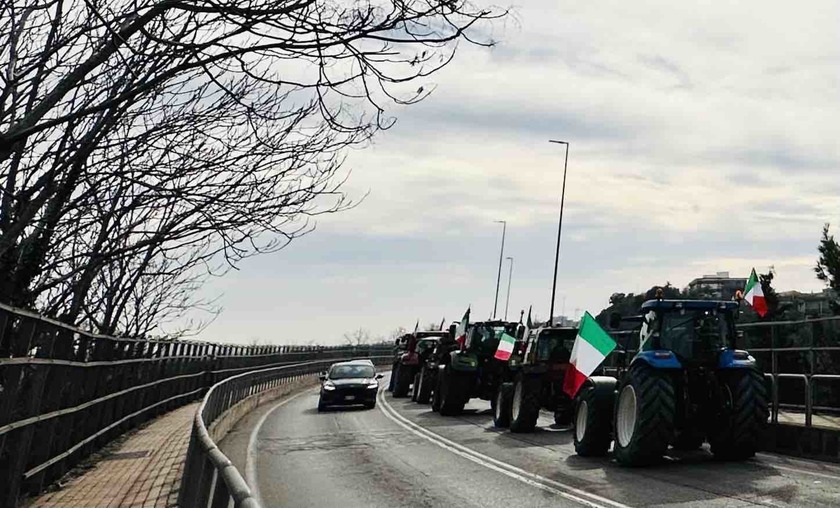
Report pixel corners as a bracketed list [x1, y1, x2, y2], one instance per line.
[493, 383, 514, 428]
[510, 375, 541, 433]
[554, 396, 574, 427]
[613, 363, 675, 466]
[573, 384, 612, 456]
[431, 370, 443, 412]
[393, 365, 413, 398]
[709, 369, 769, 461]
[388, 363, 398, 392]
[439, 367, 468, 416]
[416, 367, 434, 404]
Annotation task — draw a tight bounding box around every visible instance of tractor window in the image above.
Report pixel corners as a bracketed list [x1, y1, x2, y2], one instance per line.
[658, 310, 732, 359]
[536, 329, 576, 362]
[415, 339, 436, 353]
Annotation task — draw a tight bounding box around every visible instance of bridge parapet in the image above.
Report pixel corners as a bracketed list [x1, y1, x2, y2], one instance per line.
[0, 301, 390, 506]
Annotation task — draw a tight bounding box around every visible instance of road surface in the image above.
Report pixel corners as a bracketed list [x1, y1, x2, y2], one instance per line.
[228, 376, 840, 507]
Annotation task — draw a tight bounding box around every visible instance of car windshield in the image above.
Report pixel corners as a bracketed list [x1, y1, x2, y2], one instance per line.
[329, 365, 375, 379]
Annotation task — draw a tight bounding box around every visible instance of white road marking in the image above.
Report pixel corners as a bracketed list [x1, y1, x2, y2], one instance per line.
[245, 389, 313, 507]
[377, 389, 631, 508]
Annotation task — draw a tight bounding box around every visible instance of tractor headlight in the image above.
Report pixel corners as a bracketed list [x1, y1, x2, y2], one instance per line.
[323, 382, 336, 391]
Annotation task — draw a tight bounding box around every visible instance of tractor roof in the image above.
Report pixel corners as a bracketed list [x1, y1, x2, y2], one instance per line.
[640, 299, 739, 312]
[415, 331, 445, 339]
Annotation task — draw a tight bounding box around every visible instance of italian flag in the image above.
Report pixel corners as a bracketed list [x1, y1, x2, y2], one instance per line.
[494, 332, 517, 361]
[563, 312, 617, 398]
[744, 268, 768, 317]
[455, 307, 470, 347]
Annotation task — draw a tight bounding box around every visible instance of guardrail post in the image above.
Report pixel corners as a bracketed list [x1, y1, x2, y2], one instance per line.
[805, 377, 813, 427]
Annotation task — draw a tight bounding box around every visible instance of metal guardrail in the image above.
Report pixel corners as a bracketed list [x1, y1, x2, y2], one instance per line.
[0, 301, 391, 506]
[179, 356, 392, 508]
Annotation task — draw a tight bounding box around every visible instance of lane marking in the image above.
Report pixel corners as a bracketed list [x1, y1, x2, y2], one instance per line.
[377, 389, 630, 508]
[245, 389, 313, 506]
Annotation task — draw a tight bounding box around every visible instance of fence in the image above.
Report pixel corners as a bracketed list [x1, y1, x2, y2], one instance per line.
[0, 302, 389, 507]
[178, 356, 392, 508]
[603, 316, 840, 429]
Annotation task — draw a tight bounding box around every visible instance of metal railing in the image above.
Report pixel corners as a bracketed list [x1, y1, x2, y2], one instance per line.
[179, 356, 392, 508]
[604, 317, 840, 429]
[0, 301, 391, 506]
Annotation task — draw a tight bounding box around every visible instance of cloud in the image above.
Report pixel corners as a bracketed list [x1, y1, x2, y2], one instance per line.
[183, 0, 840, 344]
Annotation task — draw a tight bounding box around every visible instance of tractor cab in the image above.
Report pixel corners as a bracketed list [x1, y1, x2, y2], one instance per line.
[523, 327, 577, 367]
[636, 299, 740, 368]
[463, 320, 521, 358]
[403, 331, 446, 365]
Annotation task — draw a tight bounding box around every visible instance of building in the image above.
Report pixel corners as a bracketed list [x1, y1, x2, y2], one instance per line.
[685, 271, 747, 300]
[778, 289, 837, 318]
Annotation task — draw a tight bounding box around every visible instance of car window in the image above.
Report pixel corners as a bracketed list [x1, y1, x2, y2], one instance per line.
[329, 365, 375, 379]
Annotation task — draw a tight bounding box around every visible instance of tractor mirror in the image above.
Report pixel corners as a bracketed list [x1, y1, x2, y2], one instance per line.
[609, 312, 622, 329]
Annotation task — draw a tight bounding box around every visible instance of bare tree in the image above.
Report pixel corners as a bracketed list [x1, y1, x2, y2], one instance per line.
[0, 0, 504, 335]
[343, 327, 371, 346]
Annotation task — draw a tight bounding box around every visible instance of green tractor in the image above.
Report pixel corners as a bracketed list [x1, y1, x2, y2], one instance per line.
[433, 320, 522, 416]
[417, 324, 459, 406]
[494, 326, 578, 432]
[572, 299, 769, 465]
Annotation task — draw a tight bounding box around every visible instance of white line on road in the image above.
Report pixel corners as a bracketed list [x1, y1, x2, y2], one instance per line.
[377, 389, 631, 508]
[245, 389, 312, 507]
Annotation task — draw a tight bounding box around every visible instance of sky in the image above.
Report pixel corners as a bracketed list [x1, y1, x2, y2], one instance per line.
[173, 1, 840, 345]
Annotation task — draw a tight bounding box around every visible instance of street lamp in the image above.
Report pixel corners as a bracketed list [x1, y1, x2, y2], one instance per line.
[504, 256, 514, 321]
[548, 140, 569, 326]
[493, 220, 507, 319]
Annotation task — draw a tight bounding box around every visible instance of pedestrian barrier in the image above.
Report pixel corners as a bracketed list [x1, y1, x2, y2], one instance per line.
[178, 356, 392, 508]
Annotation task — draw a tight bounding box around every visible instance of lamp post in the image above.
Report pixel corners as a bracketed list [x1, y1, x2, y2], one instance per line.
[548, 140, 569, 326]
[493, 220, 507, 319]
[504, 256, 514, 321]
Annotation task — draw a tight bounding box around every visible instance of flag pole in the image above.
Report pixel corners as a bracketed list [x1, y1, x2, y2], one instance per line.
[548, 140, 569, 327]
[493, 220, 507, 319]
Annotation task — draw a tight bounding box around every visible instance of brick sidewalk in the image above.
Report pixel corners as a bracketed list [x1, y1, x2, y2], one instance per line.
[28, 403, 198, 508]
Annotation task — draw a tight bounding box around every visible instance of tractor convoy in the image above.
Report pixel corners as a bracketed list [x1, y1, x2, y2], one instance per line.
[386, 296, 769, 466]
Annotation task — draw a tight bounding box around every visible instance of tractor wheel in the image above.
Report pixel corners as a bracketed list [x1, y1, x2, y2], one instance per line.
[388, 364, 397, 392]
[493, 383, 514, 428]
[431, 371, 443, 412]
[393, 365, 413, 398]
[416, 367, 434, 404]
[510, 375, 541, 433]
[573, 384, 612, 456]
[613, 362, 676, 466]
[411, 373, 420, 402]
[554, 401, 574, 427]
[709, 369, 769, 461]
[439, 367, 468, 416]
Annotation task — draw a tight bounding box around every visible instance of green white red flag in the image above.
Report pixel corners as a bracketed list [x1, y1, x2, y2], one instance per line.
[494, 331, 517, 361]
[744, 268, 768, 317]
[563, 312, 617, 398]
[455, 308, 470, 347]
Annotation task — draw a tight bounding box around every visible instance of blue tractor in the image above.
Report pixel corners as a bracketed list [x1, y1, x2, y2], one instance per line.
[572, 299, 769, 466]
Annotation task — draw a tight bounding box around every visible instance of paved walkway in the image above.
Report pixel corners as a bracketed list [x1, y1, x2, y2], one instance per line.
[778, 410, 840, 429]
[28, 403, 198, 508]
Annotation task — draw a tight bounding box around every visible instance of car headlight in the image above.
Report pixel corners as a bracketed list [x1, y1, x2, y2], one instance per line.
[367, 382, 379, 389]
[323, 382, 336, 391]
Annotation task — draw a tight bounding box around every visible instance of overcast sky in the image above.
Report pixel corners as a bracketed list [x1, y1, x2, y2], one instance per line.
[176, 1, 840, 345]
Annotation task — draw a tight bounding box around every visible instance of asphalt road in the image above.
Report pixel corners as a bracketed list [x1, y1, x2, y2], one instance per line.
[228, 375, 840, 508]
